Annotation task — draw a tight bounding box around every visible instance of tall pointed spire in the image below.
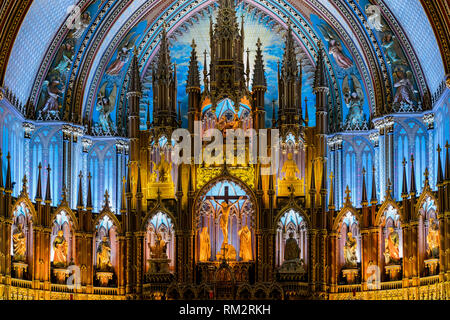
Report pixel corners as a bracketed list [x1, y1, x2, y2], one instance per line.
[329, 172, 335, 209]
[437, 145, 444, 185]
[35, 163, 42, 201]
[252, 38, 267, 88]
[86, 172, 92, 210]
[5, 152, 12, 191]
[77, 171, 84, 209]
[401, 158, 408, 197]
[410, 154, 416, 195]
[371, 166, 377, 204]
[310, 159, 316, 191]
[0, 149, 3, 189]
[361, 167, 368, 205]
[45, 164, 52, 203]
[129, 47, 142, 95]
[445, 141, 450, 182]
[314, 43, 328, 90]
[187, 39, 200, 88]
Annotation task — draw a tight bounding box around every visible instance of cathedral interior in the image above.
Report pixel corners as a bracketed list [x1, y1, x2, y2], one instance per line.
[0, 0, 449, 300]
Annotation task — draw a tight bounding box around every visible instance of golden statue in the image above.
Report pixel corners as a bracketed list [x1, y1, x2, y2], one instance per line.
[343, 232, 358, 268]
[427, 218, 439, 259]
[281, 153, 300, 181]
[96, 236, 112, 271]
[238, 225, 252, 261]
[149, 233, 167, 259]
[12, 224, 26, 262]
[383, 227, 400, 265]
[211, 197, 243, 245]
[199, 227, 211, 262]
[152, 154, 172, 183]
[53, 230, 68, 268]
[284, 232, 300, 261]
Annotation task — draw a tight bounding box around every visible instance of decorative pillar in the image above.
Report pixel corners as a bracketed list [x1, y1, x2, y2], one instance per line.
[423, 113, 435, 189]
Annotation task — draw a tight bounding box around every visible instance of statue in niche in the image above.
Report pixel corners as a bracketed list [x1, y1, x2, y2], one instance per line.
[343, 232, 358, 268]
[149, 233, 167, 260]
[343, 75, 365, 128]
[152, 154, 172, 183]
[238, 225, 252, 262]
[280, 232, 305, 273]
[393, 67, 416, 106]
[281, 153, 300, 181]
[427, 218, 439, 259]
[53, 230, 68, 268]
[96, 236, 112, 271]
[199, 227, 211, 262]
[211, 197, 243, 246]
[383, 227, 400, 265]
[12, 224, 26, 262]
[284, 232, 300, 261]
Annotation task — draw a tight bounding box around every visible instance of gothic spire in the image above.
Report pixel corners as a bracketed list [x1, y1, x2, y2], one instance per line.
[252, 38, 267, 88]
[187, 39, 200, 89]
[445, 141, 450, 182]
[86, 172, 93, 210]
[371, 166, 377, 204]
[361, 167, 368, 205]
[410, 154, 416, 195]
[156, 24, 172, 79]
[402, 158, 408, 197]
[128, 48, 142, 95]
[437, 145, 444, 185]
[281, 22, 298, 80]
[77, 171, 83, 209]
[45, 164, 52, 202]
[310, 159, 316, 191]
[329, 172, 335, 209]
[5, 152, 12, 191]
[313, 44, 328, 90]
[0, 149, 3, 189]
[35, 163, 42, 201]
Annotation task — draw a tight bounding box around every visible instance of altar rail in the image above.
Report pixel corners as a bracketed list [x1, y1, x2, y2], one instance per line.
[337, 284, 361, 293]
[420, 275, 440, 286]
[11, 278, 32, 289]
[381, 280, 402, 290]
[93, 287, 118, 295]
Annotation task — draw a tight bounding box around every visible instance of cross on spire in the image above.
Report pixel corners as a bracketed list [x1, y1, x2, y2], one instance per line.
[344, 185, 351, 205]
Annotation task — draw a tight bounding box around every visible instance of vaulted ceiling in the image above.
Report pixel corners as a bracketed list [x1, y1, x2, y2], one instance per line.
[0, 0, 448, 133]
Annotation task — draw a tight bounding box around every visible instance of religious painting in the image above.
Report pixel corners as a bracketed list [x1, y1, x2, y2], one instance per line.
[196, 180, 254, 262]
[379, 206, 402, 266]
[11, 202, 33, 265]
[95, 215, 117, 273]
[338, 211, 360, 270]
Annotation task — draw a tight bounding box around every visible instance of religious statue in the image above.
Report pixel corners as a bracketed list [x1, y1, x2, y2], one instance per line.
[149, 233, 167, 259]
[381, 33, 405, 65]
[199, 227, 211, 262]
[96, 82, 117, 132]
[12, 224, 26, 262]
[343, 232, 358, 268]
[212, 197, 243, 245]
[343, 75, 365, 129]
[53, 230, 68, 268]
[96, 236, 112, 271]
[383, 227, 400, 265]
[284, 232, 300, 261]
[153, 154, 172, 183]
[393, 67, 416, 106]
[238, 225, 252, 262]
[427, 218, 439, 259]
[281, 153, 300, 181]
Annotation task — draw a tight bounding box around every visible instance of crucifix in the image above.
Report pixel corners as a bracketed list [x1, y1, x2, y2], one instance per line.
[207, 186, 246, 245]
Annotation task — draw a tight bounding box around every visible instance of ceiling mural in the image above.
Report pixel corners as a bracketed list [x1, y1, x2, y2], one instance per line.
[3, 0, 445, 137]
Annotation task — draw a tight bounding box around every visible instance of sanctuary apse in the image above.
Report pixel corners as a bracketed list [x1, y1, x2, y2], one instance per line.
[0, 0, 449, 300]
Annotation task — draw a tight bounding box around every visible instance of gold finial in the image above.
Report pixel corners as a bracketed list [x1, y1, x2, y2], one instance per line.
[424, 167, 429, 186]
[437, 144, 442, 153]
[410, 154, 415, 163]
[386, 178, 392, 196]
[402, 157, 407, 167]
[22, 174, 28, 192]
[78, 171, 83, 180]
[329, 172, 334, 182]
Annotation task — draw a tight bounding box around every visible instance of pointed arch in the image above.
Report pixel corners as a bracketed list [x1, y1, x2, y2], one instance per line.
[94, 209, 122, 235]
[11, 196, 37, 225]
[333, 205, 361, 231]
[415, 189, 439, 219]
[51, 205, 79, 232]
[376, 199, 402, 226]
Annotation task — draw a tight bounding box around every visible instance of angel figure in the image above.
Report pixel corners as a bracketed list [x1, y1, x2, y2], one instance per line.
[106, 32, 139, 76]
[317, 23, 353, 69]
[53, 43, 74, 83]
[41, 80, 65, 113]
[393, 67, 416, 106]
[70, 12, 91, 39]
[365, 4, 384, 32]
[343, 75, 365, 127]
[96, 82, 117, 132]
[381, 33, 405, 65]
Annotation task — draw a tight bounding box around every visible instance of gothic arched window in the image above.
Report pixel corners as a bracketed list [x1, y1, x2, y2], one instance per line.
[88, 151, 100, 212]
[276, 209, 308, 267]
[48, 134, 61, 206]
[50, 210, 75, 269]
[344, 145, 356, 207]
[145, 211, 175, 272]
